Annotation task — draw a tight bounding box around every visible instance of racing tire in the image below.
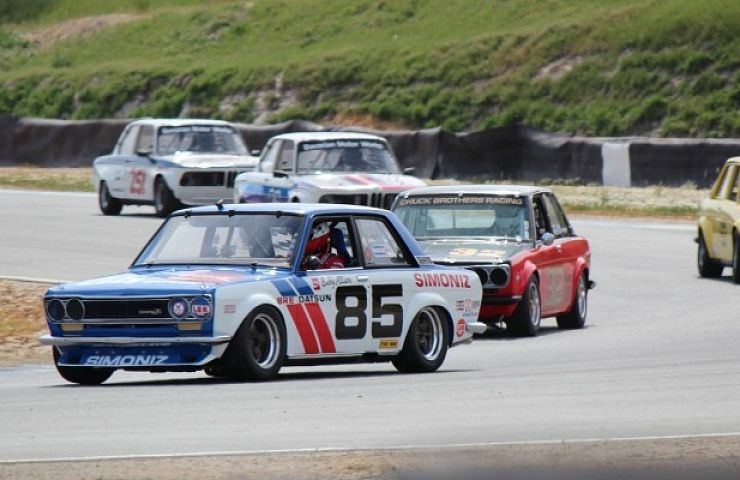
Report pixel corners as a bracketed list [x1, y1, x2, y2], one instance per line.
[733, 233, 740, 284]
[556, 272, 588, 329]
[53, 348, 114, 385]
[392, 307, 449, 374]
[697, 231, 723, 278]
[224, 306, 286, 381]
[508, 276, 541, 337]
[98, 181, 122, 215]
[154, 177, 181, 218]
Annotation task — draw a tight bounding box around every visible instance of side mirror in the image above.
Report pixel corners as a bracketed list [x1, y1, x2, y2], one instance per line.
[136, 148, 152, 157]
[540, 232, 555, 246]
[306, 255, 321, 270]
[273, 170, 289, 178]
[251, 149, 262, 156]
[403, 167, 415, 175]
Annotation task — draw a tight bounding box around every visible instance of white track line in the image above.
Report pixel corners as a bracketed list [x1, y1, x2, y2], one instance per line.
[3, 431, 740, 464]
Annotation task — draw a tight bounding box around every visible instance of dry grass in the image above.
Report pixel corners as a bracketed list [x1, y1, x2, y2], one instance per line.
[0, 166, 94, 192]
[0, 280, 52, 365]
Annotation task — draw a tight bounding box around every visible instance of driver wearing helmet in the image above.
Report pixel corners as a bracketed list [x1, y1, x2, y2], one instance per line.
[304, 222, 346, 269]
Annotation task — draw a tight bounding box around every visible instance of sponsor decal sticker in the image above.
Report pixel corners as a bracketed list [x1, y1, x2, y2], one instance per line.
[84, 355, 169, 366]
[169, 298, 189, 319]
[224, 304, 236, 314]
[413, 272, 471, 289]
[191, 297, 212, 318]
[379, 339, 399, 349]
[397, 196, 524, 206]
[277, 294, 332, 305]
[456, 319, 466, 337]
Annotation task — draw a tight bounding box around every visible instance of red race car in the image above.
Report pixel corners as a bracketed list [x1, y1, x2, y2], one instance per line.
[392, 185, 595, 336]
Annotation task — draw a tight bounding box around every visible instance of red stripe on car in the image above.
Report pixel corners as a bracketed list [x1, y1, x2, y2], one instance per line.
[304, 302, 336, 353]
[286, 304, 319, 354]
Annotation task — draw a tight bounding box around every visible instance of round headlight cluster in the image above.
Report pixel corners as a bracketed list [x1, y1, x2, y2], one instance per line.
[469, 266, 510, 288]
[46, 298, 85, 322]
[489, 267, 510, 287]
[168, 297, 212, 320]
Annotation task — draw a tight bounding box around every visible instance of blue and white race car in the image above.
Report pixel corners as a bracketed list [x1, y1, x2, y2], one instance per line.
[232, 132, 426, 209]
[41, 203, 485, 384]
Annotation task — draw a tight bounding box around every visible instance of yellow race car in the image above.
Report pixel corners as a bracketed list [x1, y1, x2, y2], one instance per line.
[697, 156, 740, 283]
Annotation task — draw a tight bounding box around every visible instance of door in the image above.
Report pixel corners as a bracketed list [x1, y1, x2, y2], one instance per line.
[299, 215, 415, 356]
[531, 193, 572, 316]
[120, 124, 156, 202]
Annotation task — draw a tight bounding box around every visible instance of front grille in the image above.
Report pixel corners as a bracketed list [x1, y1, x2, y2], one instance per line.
[180, 171, 225, 187]
[83, 299, 171, 320]
[46, 296, 212, 324]
[319, 194, 369, 205]
[368, 192, 398, 209]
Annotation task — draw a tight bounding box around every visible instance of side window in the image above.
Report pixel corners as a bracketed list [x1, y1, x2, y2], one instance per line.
[135, 125, 154, 153]
[543, 194, 569, 238]
[302, 218, 357, 270]
[532, 195, 549, 239]
[716, 165, 737, 200]
[355, 218, 412, 268]
[731, 166, 740, 202]
[276, 140, 295, 172]
[118, 125, 140, 155]
[258, 140, 281, 173]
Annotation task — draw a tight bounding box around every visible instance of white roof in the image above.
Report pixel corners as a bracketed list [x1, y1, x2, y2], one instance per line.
[269, 131, 388, 143]
[126, 118, 236, 128]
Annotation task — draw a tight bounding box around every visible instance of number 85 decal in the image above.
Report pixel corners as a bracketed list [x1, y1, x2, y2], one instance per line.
[335, 284, 402, 339]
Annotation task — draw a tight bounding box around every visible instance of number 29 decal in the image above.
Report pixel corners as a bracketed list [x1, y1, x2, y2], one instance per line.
[335, 284, 402, 339]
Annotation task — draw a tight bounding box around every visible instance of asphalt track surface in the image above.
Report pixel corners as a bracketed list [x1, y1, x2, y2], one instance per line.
[1, 189, 740, 478]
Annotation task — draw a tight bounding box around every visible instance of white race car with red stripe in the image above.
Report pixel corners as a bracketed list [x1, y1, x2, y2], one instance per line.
[40, 203, 485, 384]
[233, 132, 426, 210]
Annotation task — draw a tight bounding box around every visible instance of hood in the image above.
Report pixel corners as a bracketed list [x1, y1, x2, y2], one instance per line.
[46, 267, 290, 297]
[296, 173, 426, 192]
[155, 153, 259, 169]
[417, 238, 532, 265]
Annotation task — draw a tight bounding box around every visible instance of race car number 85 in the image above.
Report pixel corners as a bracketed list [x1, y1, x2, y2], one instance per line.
[335, 284, 403, 339]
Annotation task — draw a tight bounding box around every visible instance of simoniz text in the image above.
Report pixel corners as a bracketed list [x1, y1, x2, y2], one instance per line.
[414, 272, 471, 288]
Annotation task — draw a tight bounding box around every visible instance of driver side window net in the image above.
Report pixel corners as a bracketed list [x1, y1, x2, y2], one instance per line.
[355, 218, 412, 267]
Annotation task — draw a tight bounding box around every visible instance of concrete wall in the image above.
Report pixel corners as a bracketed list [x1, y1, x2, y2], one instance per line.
[1, 115, 738, 187]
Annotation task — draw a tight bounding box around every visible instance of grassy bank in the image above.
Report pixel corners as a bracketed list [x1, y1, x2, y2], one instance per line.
[1, 0, 738, 136]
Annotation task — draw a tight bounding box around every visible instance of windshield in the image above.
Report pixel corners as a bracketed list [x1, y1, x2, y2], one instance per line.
[156, 125, 248, 156]
[134, 213, 302, 268]
[296, 139, 401, 174]
[393, 195, 530, 241]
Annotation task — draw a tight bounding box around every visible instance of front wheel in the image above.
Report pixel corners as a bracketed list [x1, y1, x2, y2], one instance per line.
[53, 348, 113, 385]
[98, 181, 122, 215]
[154, 178, 181, 217]
[508, 276, 541, 337]
[392, 307, 449, 373]
[697, 232, 723, 278]
[224, 307, 286, 381]
[557, 272, 588, 329]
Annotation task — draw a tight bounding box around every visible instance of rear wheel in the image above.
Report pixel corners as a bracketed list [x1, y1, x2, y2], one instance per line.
[53, 348, 114, 385]
[697, 231, 723, 278]
[224, 307, 286, 381]
[98, 181, 122, 215]
[392, 307, 448, 373]
[508, 276, 541, 337]
[557, 272, 588, 329]
[154, 177, 181, 217]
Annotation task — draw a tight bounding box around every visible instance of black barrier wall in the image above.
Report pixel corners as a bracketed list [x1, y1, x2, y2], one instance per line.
[1, 115, 738, 187]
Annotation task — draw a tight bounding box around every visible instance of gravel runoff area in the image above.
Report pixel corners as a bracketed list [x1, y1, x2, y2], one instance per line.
[2, 436, 740, 480]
